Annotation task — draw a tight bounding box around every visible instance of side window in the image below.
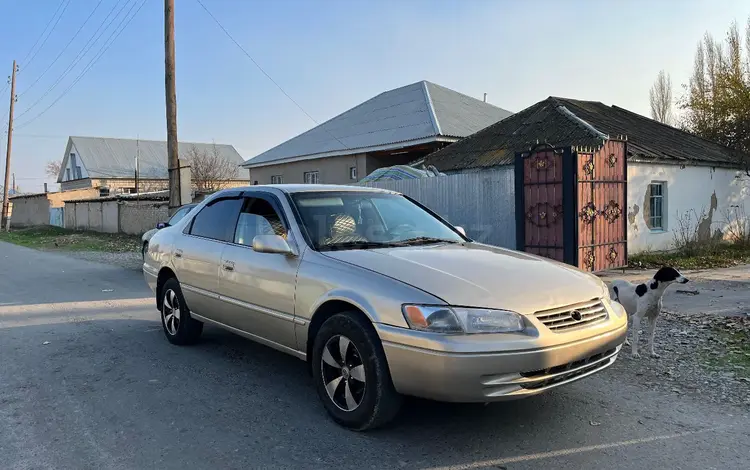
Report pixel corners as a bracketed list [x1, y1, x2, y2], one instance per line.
[647, 182, 666, 230]
[234, 197, 288, 246]
[189, 198, 243, 242]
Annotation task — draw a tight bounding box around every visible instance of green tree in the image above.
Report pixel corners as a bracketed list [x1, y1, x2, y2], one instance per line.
[680, 17, 750, 175]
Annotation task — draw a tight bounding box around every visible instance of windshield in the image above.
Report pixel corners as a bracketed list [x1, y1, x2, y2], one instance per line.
[168, 204, 196, 225]
[291, 192, 465, 250]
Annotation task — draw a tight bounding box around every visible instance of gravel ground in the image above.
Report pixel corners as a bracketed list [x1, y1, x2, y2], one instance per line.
[611, 311, 750, 408]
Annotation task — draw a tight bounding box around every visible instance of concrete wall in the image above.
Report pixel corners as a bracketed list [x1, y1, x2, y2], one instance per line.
[9, 195, 51, 227]
[119, 201, 169, 235]
[626, 163, 750, 252]
[247, 154, 367, 185]
[51, 188, 100, 206]
[102, 201, 119, 233]
[64, 200, 169, 235]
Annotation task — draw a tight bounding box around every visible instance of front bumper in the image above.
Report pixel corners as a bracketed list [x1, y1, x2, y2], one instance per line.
[377, 321, 626, 402]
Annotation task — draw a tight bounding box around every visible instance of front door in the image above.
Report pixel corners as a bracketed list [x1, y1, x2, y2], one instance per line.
[173, 196, 243, 318]
[217, 194, 300, 350]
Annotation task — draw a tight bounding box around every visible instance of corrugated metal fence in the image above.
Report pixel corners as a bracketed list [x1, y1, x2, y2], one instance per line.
[363, 168, 517, 248]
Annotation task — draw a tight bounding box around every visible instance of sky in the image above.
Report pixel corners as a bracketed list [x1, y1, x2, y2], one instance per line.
[0, 0, 748, 193]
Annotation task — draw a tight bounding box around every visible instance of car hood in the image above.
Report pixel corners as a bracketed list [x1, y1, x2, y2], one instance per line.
[323, 243, 605, 314]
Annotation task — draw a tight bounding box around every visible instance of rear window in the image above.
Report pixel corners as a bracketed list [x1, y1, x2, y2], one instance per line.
[189, 198, 243, 242]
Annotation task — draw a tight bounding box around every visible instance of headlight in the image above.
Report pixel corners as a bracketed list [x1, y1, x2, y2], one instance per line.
[402, 305, 525, 334]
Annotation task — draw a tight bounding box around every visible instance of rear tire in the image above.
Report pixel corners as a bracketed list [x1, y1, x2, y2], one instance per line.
[311, 312, 402, 431]
[160, 278, 203, 345]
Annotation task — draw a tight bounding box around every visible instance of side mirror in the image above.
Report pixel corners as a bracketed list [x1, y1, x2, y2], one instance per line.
[455, 226, 466, 236]
[156, 222, 168, 229]
[252, 234, 294, 255]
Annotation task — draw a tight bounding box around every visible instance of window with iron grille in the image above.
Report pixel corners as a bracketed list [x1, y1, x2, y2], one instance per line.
[648, 182, 666, 230]
[271, 175, 283, 184]
[303, 171, 320, 184]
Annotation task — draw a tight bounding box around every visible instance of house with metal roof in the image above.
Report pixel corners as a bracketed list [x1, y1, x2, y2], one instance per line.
[57, 136, 248, 196]
[241, 80, 512, 185]
[422, 96, 750, 253]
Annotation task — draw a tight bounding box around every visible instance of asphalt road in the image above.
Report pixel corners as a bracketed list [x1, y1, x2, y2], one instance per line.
[1, 241, 748, 470]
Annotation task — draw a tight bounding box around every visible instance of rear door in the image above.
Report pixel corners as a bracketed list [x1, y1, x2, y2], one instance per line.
[217, 193, 300, 350]
[172, 196, 243, 318]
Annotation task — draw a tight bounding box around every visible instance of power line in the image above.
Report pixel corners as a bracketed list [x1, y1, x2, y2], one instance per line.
[19, 0, 106, 97]
[18, 0, 66, 67]
[193, 0, 351, 150]
[14, 0, 148, 130]
[14, 0, 131, 122]
[20, 0, 71, 73]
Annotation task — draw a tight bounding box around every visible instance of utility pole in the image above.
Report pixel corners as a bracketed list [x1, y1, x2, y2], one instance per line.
[165, 0, 181, 214]
[2, 60, 18, 230]
[135, 136, 140, 202]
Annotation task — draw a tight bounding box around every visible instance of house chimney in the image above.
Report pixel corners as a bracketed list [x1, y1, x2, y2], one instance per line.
[44, 183, 48, 193]
[483, 93, 487, 102]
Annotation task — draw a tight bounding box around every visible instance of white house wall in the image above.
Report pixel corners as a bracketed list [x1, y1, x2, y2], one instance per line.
[627, 163, 750, 253]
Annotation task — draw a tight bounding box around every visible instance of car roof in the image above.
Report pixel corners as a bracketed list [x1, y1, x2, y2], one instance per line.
[233, 184, 398, 195]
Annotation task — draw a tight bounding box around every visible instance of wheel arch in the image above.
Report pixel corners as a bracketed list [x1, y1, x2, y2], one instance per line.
[306, 299, 377, 366]
[156, 267, 177, 310]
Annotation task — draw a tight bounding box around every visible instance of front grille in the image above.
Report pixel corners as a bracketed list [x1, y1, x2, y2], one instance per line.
[534, 298, 608, 332]
[520, 348, 618, 390]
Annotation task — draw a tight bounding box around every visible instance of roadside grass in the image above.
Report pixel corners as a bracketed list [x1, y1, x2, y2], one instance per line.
[0, 226, 140, 252]
[629, 243, 750, 270]
[702, 328, 750, 380]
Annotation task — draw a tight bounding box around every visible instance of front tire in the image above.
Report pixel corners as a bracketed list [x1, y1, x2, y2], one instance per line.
[160, 278, 203, 345]
[142, 241, 149, 261]
[311, 313, 402, 431]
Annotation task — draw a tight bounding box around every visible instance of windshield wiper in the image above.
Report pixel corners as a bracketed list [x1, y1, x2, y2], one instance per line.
[319, 240, 398, 251]
[391, 237, 462, 246]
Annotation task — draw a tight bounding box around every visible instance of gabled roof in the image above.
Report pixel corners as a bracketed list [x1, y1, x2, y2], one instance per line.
[242, 81, 512, 168]
[58, 136, 246, 182]
[425, 97, 747, 171]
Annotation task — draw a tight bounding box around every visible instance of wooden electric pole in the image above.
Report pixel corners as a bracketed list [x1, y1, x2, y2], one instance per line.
[164, 0, 181, 214]
[2, 60, 17, 230]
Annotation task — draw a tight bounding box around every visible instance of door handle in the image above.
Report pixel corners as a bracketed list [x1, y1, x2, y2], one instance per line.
[175, 249, 183, 258]
[223, 261, 235, 271]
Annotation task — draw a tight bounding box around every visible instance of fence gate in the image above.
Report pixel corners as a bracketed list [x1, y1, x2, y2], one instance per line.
[49, 207, 64, 227]
[515, 141, 627, 272]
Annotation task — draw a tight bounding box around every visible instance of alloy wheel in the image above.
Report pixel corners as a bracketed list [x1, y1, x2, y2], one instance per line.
[320, 334, 366, 412]
[162, 289, 181, 335]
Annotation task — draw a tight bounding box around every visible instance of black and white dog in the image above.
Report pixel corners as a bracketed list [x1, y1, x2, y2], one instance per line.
[610, 267, 689, 358]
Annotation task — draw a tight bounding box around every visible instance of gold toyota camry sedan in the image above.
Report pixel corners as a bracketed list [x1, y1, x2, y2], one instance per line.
[143, 185, 627, 430]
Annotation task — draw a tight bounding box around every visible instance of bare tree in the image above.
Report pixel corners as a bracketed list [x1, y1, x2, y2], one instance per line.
[184, 144, 239, 192]
[680, 17, 750, 175]
[649, 70, 673, 124]
[45, 160, 62, 179]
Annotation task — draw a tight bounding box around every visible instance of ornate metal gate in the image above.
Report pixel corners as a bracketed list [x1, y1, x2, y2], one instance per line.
[515, 141, 627, 272]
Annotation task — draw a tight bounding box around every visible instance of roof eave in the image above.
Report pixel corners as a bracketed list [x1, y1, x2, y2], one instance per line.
[242, 136, 458, 169]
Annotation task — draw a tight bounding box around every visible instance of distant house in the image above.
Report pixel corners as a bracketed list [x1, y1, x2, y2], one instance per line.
[57, 136, 248, 196]
[241, 80, 512, 185]
[424, 97, 750, 253]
